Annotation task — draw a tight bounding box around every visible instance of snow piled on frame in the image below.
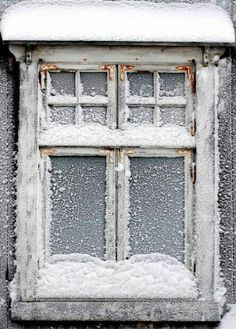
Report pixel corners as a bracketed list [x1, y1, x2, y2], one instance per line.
[1, 0, 235, 44]
[37, 253, 198, 298]
[218, 304, 236, 329]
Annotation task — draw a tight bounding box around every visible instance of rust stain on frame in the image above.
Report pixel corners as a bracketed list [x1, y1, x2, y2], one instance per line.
[176, 65, 195, 94]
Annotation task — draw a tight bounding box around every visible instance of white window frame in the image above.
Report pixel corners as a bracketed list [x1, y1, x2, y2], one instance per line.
[10, 45, 222, 322]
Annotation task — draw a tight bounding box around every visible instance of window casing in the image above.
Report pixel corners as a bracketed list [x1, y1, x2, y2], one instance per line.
[11, 45, 221, 321]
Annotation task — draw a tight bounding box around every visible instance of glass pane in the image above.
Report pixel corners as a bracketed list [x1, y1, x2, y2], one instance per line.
[161, 107, 185, 126]
[82, 106, 107, 125]
[49, 106, 75, 125]
[128, 72, 154, 97]
[128, 106, 154, 124]
[80, 72, 107, 96]
[49, 72, 75, 96]
[159, 73, 185, 97]
[129, 157, 185, 262]
[50, 156, 106, 258]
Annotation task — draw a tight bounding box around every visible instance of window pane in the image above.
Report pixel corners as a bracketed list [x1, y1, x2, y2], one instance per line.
[49, 156, 106, 258]
[80, 72, 107, 96]
[159, 73, 185, 97]
[49, 106, 75, 125]
[82, 106, 107, 125]
[161, 107, 185, 126]
[128, 72, 154, 97]
[49, 72, 75, 96]
[129, 157, 185, 262]
[128, 106, 154, 124]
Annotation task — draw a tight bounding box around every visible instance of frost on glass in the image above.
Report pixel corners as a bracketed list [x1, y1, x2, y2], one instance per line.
[49, 72, 75, 96]
[80, 72, 107, 96]
[82, 106, 107, 125]
[49, 106, 75, 125]
[129, 157, 185, 262]
[49, 156, 106, 258]
[128, 72, 154, 97]
[159, 73, 185, 97]
[161, 107, 185, 126]
[128, 106, 154, 124]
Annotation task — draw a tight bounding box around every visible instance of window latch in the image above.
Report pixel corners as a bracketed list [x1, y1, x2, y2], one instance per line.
[120, 65, 135, 81]
[99, 64, 114, 81]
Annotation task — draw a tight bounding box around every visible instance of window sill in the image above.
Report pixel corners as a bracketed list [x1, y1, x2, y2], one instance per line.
[11, 299, 220, 322]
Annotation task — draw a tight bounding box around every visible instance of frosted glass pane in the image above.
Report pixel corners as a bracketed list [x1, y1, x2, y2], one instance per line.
[50, 156, 106, 258]
[80, 72, 107, 96]
[159, 73, 185, 97]
[129, 157, 185, 262]
[49, 72, 75, 96]
[128, 72, 154, 97]
[82, 106, 107, 125]
[128, 106, 154, 124]
[161, 107, 185, 126]
[49, 106, 75, 125]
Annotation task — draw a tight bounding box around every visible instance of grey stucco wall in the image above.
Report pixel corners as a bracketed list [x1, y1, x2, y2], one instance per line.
[0, 1, 235, 328]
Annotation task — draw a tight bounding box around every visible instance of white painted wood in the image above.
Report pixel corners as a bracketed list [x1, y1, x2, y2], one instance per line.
[195, 63, 218, 300]
[11, 300, 220, 322]
[32, 46, 203, 64]
[16, 61, 39, 301]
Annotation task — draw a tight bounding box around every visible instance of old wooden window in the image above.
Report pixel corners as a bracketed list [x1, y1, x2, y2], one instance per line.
[10, 46, 221, 321]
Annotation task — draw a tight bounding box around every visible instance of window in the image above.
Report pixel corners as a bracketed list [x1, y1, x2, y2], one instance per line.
[11, 46, 221, 321]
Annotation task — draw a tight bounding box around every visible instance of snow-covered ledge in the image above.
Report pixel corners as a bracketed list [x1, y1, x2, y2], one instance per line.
[1, 0, 235, 45]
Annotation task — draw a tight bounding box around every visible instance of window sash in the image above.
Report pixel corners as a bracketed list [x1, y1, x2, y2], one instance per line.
[41, 64, 117, 129]
[39, 147, 116, 265]
[117, 148, 194, 269]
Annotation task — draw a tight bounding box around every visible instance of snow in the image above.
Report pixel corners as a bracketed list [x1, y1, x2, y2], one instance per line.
[37, 253, 198, 298]
[40, 124, 195, 148]
[218, 304, 236, 329]
[1, 0, 235, 44]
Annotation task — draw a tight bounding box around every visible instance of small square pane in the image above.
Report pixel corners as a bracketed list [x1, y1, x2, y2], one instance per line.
[129, 157, 185, 262]
[128, 72, 154, 97]
[82, 106, 107, 125]
[49, 106, 75, 125]
[161, 107, 185, 126]
[80, 72, 107, 96]
[159, 73, 185, 97]
[49, 72, 75, 96]
[128, 106, 154, 124]
[49, 156, 106, 258]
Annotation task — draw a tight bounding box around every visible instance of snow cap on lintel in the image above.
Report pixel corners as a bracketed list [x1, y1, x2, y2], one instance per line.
[1, 0, 235, 45]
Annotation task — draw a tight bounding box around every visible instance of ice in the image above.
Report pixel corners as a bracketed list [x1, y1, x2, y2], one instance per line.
[37, 253, 198, 298]
[1, 1, 235, 44]
[129, 157, 185, 262]
[49, 156, 106, 258]
[159, 73, 185, 98]
[49, 106, 75, 125]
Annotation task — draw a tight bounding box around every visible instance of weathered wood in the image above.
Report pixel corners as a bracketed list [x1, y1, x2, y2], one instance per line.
[195, 63, 218, 300]
[16, 61, 39, 301]
[11, 300, 220, 322]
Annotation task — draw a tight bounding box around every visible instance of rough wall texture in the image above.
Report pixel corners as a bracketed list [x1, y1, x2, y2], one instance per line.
[0, 0, 235, 328]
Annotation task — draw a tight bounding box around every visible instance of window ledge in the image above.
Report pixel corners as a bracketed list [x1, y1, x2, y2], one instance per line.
[11, 300, 220, 322]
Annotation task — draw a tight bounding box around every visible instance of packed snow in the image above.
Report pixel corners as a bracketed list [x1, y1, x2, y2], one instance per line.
[1, 0, 235, 44]
[218, 304, 236, 329]
[37, 253, 198, 298]
[40, 124, 195, 148]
